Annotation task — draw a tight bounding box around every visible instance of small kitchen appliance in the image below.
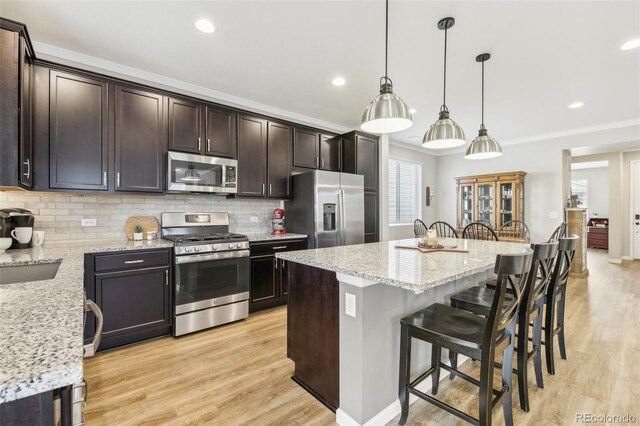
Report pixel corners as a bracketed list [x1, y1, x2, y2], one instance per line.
[271, 208, 287, 236]
[167, 151, 238, 194]
[0, 208, 35, 249]
[161, 212, 250, 336]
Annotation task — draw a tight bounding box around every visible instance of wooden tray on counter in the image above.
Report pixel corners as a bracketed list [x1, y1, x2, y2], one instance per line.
[124, 216, 159, 240]
[394, 244, 469, 254]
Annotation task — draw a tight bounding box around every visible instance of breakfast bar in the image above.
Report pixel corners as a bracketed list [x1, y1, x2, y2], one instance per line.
[278, 237, 530, 426]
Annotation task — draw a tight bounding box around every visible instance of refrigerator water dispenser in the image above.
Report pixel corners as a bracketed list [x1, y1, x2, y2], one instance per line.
[323, 204, 336, 231]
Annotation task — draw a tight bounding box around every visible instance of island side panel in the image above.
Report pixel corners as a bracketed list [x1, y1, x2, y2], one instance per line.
[287, 261, 339, 410]
[338, 270, 490, 425]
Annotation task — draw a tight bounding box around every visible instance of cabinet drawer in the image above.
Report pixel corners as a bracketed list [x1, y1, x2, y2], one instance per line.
[95, 249, 171, 272]
[250, 239, 307, 256]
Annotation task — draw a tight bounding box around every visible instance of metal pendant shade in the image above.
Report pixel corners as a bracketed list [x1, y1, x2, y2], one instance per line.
[465, 53, 503, 160]
[360, 0, 413, 134]
[423, 17, 465, 149]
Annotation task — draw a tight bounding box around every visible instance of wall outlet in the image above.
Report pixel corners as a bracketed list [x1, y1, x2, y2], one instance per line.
[81, 218, 97, 227]
[250, 216, 259, 223]
[345, 292, 356, 318]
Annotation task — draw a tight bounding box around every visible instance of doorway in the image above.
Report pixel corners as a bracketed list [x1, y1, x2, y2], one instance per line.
[570, 160, 610, 252]
[632, 160, 640, 260]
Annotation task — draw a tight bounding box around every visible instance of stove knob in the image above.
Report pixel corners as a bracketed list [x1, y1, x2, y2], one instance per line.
[185, 247, 193, 253]
[212, 245, 219, 251]
[194, 246, 201, 252]
[229, 243, 237, 249]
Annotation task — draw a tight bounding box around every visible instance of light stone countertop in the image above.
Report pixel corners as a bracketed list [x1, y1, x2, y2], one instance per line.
[245, 232, 308, 243]
[276, 237, 531, 293]
[0, 239, 174, 403]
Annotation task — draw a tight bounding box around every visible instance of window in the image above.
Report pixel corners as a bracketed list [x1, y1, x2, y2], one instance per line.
[570, 179, 588, 208]
[388, 159, 422, 225]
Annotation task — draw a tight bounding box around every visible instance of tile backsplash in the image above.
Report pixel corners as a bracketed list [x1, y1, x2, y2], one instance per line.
[0, 191, 280, 243]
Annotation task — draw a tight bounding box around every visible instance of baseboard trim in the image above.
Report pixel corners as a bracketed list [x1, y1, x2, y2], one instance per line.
[621, 256, 633, 261]
[607, 258, 623, 264]
[336, 356, 471, 426]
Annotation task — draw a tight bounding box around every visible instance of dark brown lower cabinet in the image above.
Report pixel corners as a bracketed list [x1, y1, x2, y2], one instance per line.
[287, 261, 339, 411]
[85, 249, 172, 351]
[0, 390, 53, 425]
[249, 239, 306, 313]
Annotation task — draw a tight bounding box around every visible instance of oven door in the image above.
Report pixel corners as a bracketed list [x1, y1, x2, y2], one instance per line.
[167, 151, 237, 194]
[174, 250, 249, 314]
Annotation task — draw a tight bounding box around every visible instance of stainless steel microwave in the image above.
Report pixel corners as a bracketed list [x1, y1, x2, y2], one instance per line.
[167, 151, 238, 194]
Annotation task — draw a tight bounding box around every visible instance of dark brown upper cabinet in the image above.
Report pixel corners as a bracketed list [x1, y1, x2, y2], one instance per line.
[168, 97, 237, 158]
[114, 86, 165, 193]
[237, 114, 267, 197]
[0, 20, 34, 189]
[168, 97, 201, 154]
[319, 134, 341, 172]
[49, 70, 109, 191]
[267, 121, 292, 198]
[205, 105, 236, 158]
[293, 128, 320, 169]
[342, 131, 379, 192]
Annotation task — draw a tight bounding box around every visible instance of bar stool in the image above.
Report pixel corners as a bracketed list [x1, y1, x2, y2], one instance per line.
[398, 250, 533, 426]
[448, 242, 558, 412]
[544, 236, 578, 375]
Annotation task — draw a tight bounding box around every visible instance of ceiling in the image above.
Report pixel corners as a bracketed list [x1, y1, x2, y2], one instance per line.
[2, 1, 639, 152]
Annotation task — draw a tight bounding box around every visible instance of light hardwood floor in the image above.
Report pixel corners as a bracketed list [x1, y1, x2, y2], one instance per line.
[85, 249, 639, 425]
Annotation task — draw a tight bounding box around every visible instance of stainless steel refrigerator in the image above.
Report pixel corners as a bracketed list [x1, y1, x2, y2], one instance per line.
[285, 170, 364, 248]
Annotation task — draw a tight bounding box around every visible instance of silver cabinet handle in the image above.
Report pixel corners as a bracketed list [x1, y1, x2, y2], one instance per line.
[165, 270, 169, 286]
[262, 183, 265, 195]
[321, 158, 325, 168]
[274, 257, 278, 270]
[272, 246, 287, 250]
[269, 183, 272, 195]
[314, 157, 318, 167]
[116, 172, 121, 188]
[124, 259, 144, 264]
[23, 159, 30, 179]
[198, 137, 201, 151]
[281, 259, 285, 268]
[207, 139, 211, 152]
[103, 171, 107, 187]
[84, 299, 103, 357]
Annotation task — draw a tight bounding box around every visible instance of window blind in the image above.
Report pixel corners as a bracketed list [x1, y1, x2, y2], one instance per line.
[388, 159, 422, 224]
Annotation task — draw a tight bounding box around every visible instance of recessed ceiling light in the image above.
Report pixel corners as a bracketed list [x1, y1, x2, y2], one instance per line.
[620, 39, 640, 50]
[568, 102, 584, 109]
[332, 77, 346, 86]
[409, 108, 417, 114]
[194, 19, 215, 34]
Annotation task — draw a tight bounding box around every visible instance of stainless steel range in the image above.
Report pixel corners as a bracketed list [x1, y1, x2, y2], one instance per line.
[161, 212, 249, 336]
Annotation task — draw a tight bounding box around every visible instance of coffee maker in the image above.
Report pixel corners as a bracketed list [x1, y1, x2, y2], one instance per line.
[0, 208, 35, 249]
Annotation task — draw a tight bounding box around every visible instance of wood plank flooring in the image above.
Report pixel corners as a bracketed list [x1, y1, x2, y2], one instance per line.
[85, 249, 639, 425]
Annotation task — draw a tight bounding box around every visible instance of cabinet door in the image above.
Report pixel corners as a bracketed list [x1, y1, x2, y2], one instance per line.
[49, 71, 108, 191]
[497, 181, 514, 229]
[458, 183, 474, 228]
[114, 86, 164, 193]
[293, 128, 319, 169]
[356, 134, 378, 192]
[204, 105, 236, 158]
[319, 134, 340, 171]
[475, 182, 496, 228]
[267, 121, 292, 198]
[249, 255, 278, 313]
[19, 37, 32, 188]
[95, 266, 171, 350]
[364, 191, 378, 243]
[168, 97, 201, 154]
[237, 114, 267, 197]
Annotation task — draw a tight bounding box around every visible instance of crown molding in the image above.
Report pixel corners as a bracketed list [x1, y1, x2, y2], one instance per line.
[32, 41, 351, 135]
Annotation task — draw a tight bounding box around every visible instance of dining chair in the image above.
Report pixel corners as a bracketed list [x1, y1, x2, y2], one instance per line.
[428, 221, 458, 238]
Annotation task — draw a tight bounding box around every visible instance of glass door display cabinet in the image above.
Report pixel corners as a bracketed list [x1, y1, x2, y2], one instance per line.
[455, 171, 526, 231]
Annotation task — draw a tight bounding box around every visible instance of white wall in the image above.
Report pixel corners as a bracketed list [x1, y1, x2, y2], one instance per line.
[385, 143, 438, 241]
[570, 167, 609, 218]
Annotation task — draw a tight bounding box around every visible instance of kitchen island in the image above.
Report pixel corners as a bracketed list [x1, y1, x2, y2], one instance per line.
[277, 237, 530, 426]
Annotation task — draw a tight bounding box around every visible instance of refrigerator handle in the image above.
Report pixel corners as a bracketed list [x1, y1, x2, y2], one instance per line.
[339, 189, 346, 246]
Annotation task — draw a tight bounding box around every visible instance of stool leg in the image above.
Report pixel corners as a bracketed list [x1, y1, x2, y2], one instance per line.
[557, 289, 567, 360]
[398, 324, 411, 426]
[516, 315, 530, 412]
[448, 350, 457, 380]
[478, 349, 494, 426]
[502, 323, 516, 426]
[532, 302, 544, 389]
[431, 344, 441, 395]
[545, 297, 556, 375]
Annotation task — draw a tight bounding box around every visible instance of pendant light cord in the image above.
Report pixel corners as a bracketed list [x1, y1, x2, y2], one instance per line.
[442, 27, 448, 111]
[384, 0, 389, 80]
[481, 59, 485, 128]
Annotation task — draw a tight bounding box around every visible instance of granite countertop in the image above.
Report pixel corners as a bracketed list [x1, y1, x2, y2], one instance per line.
[276, 238, 531, 293]
[0, 238, 174, 404]
[245, 232, 308, 242]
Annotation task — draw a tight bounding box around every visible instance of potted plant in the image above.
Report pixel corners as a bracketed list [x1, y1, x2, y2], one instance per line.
[133, 225, 144, 241]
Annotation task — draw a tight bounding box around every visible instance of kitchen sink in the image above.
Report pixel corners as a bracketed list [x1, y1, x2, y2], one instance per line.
[0, 261, 62, 285]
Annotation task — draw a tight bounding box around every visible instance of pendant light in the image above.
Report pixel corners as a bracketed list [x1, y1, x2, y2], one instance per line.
[423, 17, 465, 149]
[465, 53, 503, 159]
[361, 0, 413, 134]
